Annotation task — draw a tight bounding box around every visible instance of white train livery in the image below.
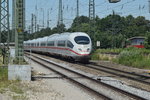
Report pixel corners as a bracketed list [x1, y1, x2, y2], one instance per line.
[24, 32, 92, 62]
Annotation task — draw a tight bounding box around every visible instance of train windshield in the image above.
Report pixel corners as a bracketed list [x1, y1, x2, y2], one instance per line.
[74, 36, 90, 45]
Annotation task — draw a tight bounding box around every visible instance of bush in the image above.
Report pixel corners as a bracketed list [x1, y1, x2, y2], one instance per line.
[144, 33, 150, 49]
[117, 49, 150, 69]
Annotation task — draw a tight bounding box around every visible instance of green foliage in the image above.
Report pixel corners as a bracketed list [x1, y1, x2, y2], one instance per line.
[10, 85, 23, 94]
[0, 67, 11, 93]
[96, 48, 123, 54]
[96, 47, 150, 55]
[0, 67, 8, 81]
[23, 14, 150, 49]
[0, 67, 26, 99]
[92, 48, 150, 69]
[117, 49, 150, 69]
[91, 52, 99, 60]
[144, 32, 150, 49]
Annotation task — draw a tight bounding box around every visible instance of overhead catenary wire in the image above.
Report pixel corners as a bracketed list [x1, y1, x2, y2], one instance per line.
[25, 0, 149, 31]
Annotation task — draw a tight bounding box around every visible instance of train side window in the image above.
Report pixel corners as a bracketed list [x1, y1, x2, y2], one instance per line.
[31, 43, 34, 46]
[37, 43, 39, 47]
[67, 41, 74, 48]
[41, 42, 46, 46]
[58, 41, 65, 47]
[47, 41, 54, 46]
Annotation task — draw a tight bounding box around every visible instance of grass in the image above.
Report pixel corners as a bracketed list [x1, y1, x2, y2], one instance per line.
[96, 47, 150, 55]
[0, 56, 3, 66]
[13, 95, 27, 100]
[0, 67, 12, 94]
[92, 48, 150, 69]
[0, 55, 28, 100]
[116, 49, 150, 69]
[96, 48, 123, 54]
[91, 53, 109, 61]
[0, 66, 27, 100]
[10, 85, 24, 94]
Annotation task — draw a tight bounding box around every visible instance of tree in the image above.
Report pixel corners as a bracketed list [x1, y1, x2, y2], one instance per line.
[24, 14, 150, 49]
[70, 16, 90, 32]
[144, 32, 150, 49]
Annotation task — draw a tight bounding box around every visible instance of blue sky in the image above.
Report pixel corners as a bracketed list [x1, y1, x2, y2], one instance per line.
[9, 0, 150, 31]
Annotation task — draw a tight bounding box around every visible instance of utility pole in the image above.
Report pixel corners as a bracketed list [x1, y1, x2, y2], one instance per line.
[76, 0, 79, 31]
[149, 0, 150, 13]
[31, 14, 34, 33]
[40, 8, 44, 28]
[89, 0, 95, 47]
[14, 0, 25, 63]
[12, 0, 15, 42]
[0, 0, 10, 65]
[35, 5, 38, 32]
[37, 24, 39, 32]
[34, 14, 37, 32]
[47, 9, 50, 28]
[77, 0, 79, 17]
[58, 0, 63, 33]
[28, 26, 31, 34]
[89, 0, 95, 21]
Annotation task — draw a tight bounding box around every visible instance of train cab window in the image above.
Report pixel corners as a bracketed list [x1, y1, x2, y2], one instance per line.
[58, 41, 65, 47]
[67, 41, 74, 48]
[47, 41, 54, 46]
[74, 36, 90, 45]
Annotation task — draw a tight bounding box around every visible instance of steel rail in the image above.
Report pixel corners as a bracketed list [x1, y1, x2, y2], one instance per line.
[26, 54, 112, 100]
[82, 63, 150, 85]
[92, 63, 150, 79]
[25, 53, 147, 100]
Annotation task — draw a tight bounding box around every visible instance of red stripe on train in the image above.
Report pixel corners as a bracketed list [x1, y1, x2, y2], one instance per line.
[24, 46, 89, 56]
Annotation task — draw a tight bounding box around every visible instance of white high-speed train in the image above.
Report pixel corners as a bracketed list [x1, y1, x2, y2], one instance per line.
[24, 32, 92, 62]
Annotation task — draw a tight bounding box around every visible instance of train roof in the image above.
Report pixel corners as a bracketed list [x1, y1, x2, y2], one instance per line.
[24, 32, 89, 43]
[47, 32, 89, 41]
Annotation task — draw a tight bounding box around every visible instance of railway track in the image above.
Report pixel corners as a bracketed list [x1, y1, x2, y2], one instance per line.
[25, 53, 147, 100]
[82, 63, 150, 85]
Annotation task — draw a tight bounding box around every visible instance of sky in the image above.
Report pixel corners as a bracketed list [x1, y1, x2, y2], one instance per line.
[9, 0, 150, 32]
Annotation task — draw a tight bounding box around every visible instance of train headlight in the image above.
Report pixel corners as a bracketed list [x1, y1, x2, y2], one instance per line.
[87, 48, 90, 52]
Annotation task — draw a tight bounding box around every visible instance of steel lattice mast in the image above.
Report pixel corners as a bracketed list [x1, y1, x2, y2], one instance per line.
[0, 0, 10, 65]
[13, 0, 25, 63]
[89, 0, 95, 44]
[58, 0, 63, 26]
[77, 0, 79, 17]
[149, 0, 150, 13]
[89, 0, 95, 21]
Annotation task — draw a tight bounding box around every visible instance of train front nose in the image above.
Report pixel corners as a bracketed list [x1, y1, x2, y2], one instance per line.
[77, 45, 91, 54]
